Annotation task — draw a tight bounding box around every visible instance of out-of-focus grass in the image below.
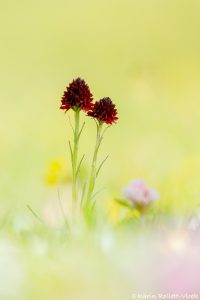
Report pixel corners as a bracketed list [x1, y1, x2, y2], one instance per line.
[1, 1, 200, 298]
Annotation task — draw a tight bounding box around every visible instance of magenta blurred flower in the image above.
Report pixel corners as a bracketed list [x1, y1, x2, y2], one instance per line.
[123, 179, 159, 210]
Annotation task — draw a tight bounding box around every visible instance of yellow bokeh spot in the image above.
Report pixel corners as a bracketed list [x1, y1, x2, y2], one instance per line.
[44, 159, 70, 186]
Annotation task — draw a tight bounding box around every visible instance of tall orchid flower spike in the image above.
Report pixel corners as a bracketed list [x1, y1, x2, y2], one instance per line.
[85, 97, 118, 209]
[60, 77, 93, 214]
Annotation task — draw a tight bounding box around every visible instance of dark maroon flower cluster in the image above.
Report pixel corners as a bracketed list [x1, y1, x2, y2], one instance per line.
[87, 97, 118, 125]
[60, 78, 118, 124]
[60, 78, 93, 111]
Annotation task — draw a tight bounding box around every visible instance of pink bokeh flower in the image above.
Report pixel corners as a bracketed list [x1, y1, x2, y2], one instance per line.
[123, 179, 159, 211]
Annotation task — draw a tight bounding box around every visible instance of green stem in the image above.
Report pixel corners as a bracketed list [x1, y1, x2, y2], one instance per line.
[72, 109, 80, 213]
[85, 122, 103, 207]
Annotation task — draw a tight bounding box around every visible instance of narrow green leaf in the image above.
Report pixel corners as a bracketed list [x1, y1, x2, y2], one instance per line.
[27, 205, 44, 224]
[80, 182, 87, 208]
[76, 154, 85, 176]
[115, 198, 135, 210]
[90, 200, 97, 212]
[68, 115, 75, 133]
[68, 140, 73, 161]
[96, 155, 109, 177]
[57, 189, 70, 230]
[90, 188, 105, 201]
[77, 121, 85, 140]
[102, 125, 111, 136]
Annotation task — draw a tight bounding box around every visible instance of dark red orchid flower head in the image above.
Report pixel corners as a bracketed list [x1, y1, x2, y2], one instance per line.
[60, 77, 93, 112]
[87, 97, 118, 125]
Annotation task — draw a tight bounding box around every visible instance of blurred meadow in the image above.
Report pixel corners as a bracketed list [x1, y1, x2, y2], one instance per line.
[1, 0, 200, 299]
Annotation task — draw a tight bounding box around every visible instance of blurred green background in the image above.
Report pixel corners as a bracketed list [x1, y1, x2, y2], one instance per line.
[1, 0, 200, 215]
